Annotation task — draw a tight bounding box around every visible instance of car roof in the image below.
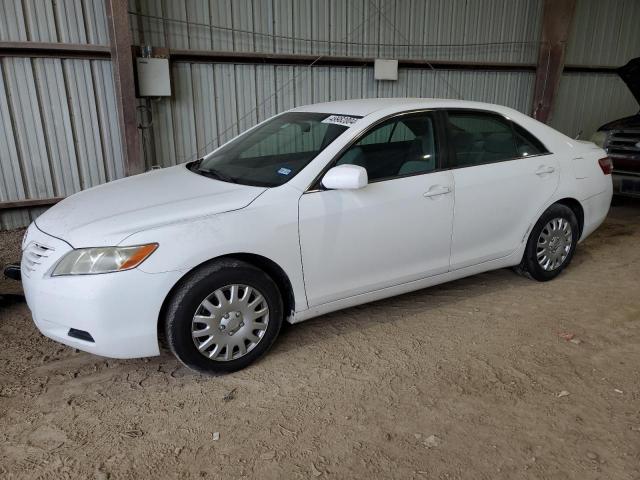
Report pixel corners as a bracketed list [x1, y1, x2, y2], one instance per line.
[290, 98, 519, 118]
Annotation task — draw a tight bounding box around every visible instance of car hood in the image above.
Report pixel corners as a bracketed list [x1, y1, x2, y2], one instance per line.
[35, 164, 267, 247]
[598, 113, 640, 131]
[618, 57, 640, 106]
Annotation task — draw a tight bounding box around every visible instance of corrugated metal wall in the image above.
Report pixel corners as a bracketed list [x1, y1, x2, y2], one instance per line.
[132, 0, 542, 168]
[130, 0, 543, 63]
[0, 0, 125, 229]
[565, 0, 640, 67]
[2, 0, 640, 229]
[553, 0, 640, 139]
[128, 0, 638, 166]
[0, 0, 110, 44]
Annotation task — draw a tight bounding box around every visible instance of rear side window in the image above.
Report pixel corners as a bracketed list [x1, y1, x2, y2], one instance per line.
[334, 112, 437, 182]
[512, 122, 548, 156]
[447, 111, 518, 167]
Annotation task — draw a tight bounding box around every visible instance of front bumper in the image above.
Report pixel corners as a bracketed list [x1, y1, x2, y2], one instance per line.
[21, 224, 184, 359]
[612, 172, 640, 197]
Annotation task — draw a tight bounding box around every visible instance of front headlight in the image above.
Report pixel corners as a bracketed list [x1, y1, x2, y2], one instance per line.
[590, 130, 607, 148]
[52, 243, 158, 276]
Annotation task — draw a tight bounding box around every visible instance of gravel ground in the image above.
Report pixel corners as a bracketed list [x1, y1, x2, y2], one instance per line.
[1, 200, 639, 479]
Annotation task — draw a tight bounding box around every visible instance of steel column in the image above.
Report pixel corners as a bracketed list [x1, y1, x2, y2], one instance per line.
[105, 0, 143, 176]
[532, 0, 577, 123]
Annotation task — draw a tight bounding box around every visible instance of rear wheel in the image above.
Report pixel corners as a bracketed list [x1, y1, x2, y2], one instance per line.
[515, 204, 579, 281]
[164, 259, 283, 374]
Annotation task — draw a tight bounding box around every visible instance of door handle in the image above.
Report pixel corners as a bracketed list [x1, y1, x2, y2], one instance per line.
[535, 165, 555, 176]
[423, 185, 451, 198]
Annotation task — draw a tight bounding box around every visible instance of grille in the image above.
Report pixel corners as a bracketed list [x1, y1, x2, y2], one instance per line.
[22, 241, 55, 277]
[605, 130, 640, 172]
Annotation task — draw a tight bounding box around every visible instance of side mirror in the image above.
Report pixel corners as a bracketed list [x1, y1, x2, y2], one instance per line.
[321, 164, 368, 190]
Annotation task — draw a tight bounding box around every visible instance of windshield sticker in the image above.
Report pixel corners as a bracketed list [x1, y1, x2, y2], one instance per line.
[321, 115, 359, 127]
[277, 167, 292, 176]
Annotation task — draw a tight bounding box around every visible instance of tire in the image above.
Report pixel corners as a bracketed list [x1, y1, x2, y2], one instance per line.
[515, 203, 579, 282]
[164, 259, 284, 374]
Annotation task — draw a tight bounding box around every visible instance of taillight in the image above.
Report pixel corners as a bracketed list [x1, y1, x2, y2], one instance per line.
[598, 157, 613, 175]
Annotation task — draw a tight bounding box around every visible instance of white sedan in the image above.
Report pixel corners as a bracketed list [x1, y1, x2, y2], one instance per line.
[21, 99, 612, 373]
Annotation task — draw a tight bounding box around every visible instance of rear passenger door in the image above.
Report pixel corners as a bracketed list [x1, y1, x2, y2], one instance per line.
[445, 110, 560, 269]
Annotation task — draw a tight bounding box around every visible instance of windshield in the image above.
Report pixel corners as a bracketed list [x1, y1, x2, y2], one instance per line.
[193, 112, 358, 187]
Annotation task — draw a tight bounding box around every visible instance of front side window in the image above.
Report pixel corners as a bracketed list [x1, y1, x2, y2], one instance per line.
[334, 112, 438, 182]
[194, 112, 354, 187]
[447, 111, 519, 167]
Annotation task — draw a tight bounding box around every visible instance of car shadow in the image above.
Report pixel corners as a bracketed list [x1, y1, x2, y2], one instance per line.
[273, 266, 536, 355]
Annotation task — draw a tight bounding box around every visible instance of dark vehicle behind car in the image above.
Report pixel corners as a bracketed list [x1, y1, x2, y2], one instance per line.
[590, 57, 640, 197]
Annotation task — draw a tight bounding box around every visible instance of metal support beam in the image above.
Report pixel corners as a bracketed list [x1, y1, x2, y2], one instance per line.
[167, 48, 539, 72]
[105, 0, 143, 176]
[0, 198, 63, 211]
[0, 41, 110, 59]
[532, 0, 577, 123]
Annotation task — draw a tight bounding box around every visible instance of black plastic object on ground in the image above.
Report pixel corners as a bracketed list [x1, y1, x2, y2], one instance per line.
[3, 264, 21, 281]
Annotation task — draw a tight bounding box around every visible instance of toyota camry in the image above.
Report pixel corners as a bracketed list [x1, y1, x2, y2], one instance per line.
[19, 99, 612, 373]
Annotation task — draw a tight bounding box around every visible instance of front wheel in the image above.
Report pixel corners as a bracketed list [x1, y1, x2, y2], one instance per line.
[515, 204, 579, 281]
[164, 259, 284, 374]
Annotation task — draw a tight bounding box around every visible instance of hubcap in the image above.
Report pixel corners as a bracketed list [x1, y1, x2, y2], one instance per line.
[191, 284, 269, 362]
[537, 217, 573, 271]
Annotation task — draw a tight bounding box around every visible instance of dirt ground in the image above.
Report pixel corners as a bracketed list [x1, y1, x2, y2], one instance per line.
[1, 200, 639, 480]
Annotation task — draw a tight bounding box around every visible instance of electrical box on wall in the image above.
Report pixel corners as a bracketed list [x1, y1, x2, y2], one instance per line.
[374, 59, 398, 81]
[136, 58, 171, 97]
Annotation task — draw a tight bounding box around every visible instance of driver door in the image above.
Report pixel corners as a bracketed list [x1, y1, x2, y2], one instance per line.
[298, 111, 455, 307]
